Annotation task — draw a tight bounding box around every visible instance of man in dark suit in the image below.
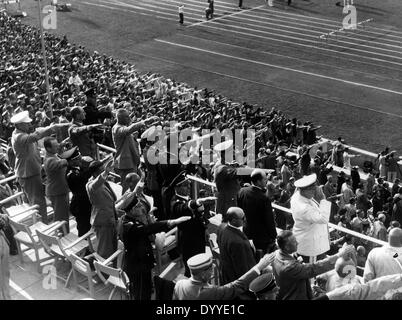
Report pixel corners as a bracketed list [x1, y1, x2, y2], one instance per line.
[86, 159, 118, 259]
[272, 230, 355, 300]
[217, 207, 256, 284]
[238, 169, 277, 254]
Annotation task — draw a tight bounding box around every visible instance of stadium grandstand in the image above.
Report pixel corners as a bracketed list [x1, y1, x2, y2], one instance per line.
[1, 0, 402, 302]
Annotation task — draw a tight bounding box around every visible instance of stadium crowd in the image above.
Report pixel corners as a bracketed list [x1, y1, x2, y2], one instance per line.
[1, 11, 402, 300]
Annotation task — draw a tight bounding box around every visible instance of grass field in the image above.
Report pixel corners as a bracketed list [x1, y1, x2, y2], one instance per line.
[10, 0, 402, 154]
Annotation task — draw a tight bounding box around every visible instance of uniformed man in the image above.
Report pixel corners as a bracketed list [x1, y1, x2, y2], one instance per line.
[290, 173, 331, 263]
[213, 140, 241, 221]
[62, 147, 93, 236]
[249, 272, 279, 300]
[11, 111, 68, 223]
[170, 179, 213, 277]
[43, 136, 71, 232]
[173, 252, 275, 300]
[68, 106, 103, 160]
[119, 174, 191, 300]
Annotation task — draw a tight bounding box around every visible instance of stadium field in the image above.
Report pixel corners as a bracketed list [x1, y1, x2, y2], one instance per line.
[14, 0, 402, 154]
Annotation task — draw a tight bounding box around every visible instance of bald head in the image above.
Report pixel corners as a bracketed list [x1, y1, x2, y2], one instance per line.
[226, 207, 245, 228]
[389, 228, 402, 247]
[116, 108, 130, 125]
[251, 169, 267, 188]
[126, 172, 140, 191]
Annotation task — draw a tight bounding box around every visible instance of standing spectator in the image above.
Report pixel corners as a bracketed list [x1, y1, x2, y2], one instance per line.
[170, 187, 210, 277]
[43, 137, 70, 232]
[11, 111, 64, 223]
[173, 252, 275, 300]
[372, 190, 384, 216]
[386, 152, 399, 183]
[378, 150, 394, 179]
[336, 171, 346, 195]
[272, 230, 354, 300]
[217, 207, 256, 284]
[363, 227, 402, 282]
[290, 174, 330, 262]
[341, 177, 355, 205]
[366, 170, 375, 197]
[0, 214, 11, 300]
[343, 148, 359, 170]
[112, 108, 157, 193]
[391, 178, 400, 197]
[68, 106, 102, 160]
[86, 159, 118, 259]
[392, 188, 402, 227]
[64, 148, 93, 236]
[237, 169, 277, 254]
[356, 182, 371, 213]
[299, 145, 311, 176]
[119, 174, 190, 300]
[370, 213, 388, 242]
[280, 159, 292, 185]
[213, 140, 240, 220]
[350, 166, 360, 192]
[332, 137, 345, 167]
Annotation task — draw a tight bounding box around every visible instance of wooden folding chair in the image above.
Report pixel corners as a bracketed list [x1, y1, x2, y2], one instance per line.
[36, 223, 94, 287]
[93, 246, 130, 300]
[9, 216, 64, 273]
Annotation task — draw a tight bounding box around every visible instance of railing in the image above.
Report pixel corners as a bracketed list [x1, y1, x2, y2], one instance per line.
[185, 174, 387, 248]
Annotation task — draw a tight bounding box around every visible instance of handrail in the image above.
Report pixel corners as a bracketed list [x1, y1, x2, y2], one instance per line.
[0, 174, 17, 185]
[97, 143, 116, 154]
[97, 142, 389, 247]
[185, 174, 387, 248]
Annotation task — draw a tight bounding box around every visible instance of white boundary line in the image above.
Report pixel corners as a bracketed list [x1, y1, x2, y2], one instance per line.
[155, 38, 402, 96]
[10, 280, 35, 300]
[178, 33, 402, 83]
[188, 5, 265, 28]
[187, 22, 402, 67]
[121, 47, 402, 119]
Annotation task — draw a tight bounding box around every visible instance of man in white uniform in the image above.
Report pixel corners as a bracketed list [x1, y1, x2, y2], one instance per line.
[290, 173, 330, 263]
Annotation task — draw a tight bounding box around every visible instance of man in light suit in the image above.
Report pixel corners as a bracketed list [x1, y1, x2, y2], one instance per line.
[217, 207, 257, 284]
[112, 107, 158, 193]
[43, 137, 70, 232]
[11, 111, 68, 223]
[86, 159, 117, 259]
[290, 173, 330, 263]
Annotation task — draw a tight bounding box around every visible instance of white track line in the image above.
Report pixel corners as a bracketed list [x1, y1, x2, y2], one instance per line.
[188, 5, 265, 27]
[155, 38, 402, 95]
[84, 0, 402, 67]
[178, 33, 402, 83]
[218, 15, 402, 53]
[122, 47, 402, 119]
[199, 21, 402, 60]
[10, 280, 35, 300]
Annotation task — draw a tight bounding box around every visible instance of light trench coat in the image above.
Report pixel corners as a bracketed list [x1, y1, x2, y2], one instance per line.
[290, 190, 330, 257]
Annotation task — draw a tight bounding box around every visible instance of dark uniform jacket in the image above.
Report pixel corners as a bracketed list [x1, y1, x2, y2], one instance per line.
[170, 196, 207, 261]
[217, 224, 256, 284]
[237, 185, 277, 246]
[122, 216, 169, 273]
[66, 166, 92, 218]
[213, 164, 240, 217]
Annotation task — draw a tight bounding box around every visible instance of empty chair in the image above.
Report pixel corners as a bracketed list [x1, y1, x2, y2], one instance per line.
[36, 223, 94, 287]
[93, 248, 130, 300]
[9, 216, 63, 273]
